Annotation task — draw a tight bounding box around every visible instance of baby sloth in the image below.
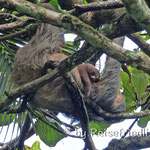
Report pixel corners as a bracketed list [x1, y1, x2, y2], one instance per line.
[77, 64, 100, 97]
[43, 53, 100, 97]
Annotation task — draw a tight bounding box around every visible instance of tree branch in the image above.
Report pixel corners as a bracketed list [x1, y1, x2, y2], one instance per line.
[0, 25, 34, 41]
[0, 13, 18, 21]
[17, 113, 31, 149]
[60, 14, 150, 73]
[122, 0, 150, 34]
[58, 0, 82, 10]
[105, 133, 150, 150]
[87, 99, 150, 120]
[27, 105, 82, 139]
[71, 0, 124, 16]
[63, 73, 96, 150]
[121, 119, 138, 138]
[101, 14, 142, 39]
[0, 16, 35, 32]
[127, 33, 150, 57]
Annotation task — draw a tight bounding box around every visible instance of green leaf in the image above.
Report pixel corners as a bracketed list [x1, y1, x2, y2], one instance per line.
[131, 68, 149, 100]
[137, 115, 150, 128]
[62, 41, 80, 55]
[49, 0, 61, 12]
[90, 121, 110, 135]
[120, 71, 136, 108]
[31, 141, 41, 150]
[139, 31, 150, 41]
[0, 53, 13, 100]
[82, 0, 88, 4]
[0, 113, 15, 126]
[35, 119, 66, 147]
[25, 145, 31, 150]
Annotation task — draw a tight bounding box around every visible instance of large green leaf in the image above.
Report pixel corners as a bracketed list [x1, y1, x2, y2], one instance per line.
[35, 119, 66, 147]
[120, 71, 136, 109]
[137, 115, 150, 128]
[131, 68, 149, 100]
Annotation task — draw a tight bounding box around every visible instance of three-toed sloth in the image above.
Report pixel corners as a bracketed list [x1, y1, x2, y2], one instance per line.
[12, 5, 125, 122]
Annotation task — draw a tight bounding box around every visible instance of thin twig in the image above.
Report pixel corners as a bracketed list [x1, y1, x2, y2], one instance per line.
[0, 128, 34, 150]
[121, 64, 131, 81]
[0, 26, 30, 41]
[0, 16, 35, 32]
[27, 105, 82, 139]
[121, 119, 138, 138]
[0, 13, 18, 21]
[39, 109, 76, 131]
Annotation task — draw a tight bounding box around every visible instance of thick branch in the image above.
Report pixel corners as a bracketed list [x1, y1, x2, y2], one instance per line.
[122, 0, 150, 34]
[60, 14, 150, 73]
[18, 113, 31, 149]
[101, 14, 142, 39]
[87, 99, 150, 119]
[1, 0, 142, 39]
[64, 73, 96, 150]
[127, 33, 150, 57]
[105, 133, 150, 150]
